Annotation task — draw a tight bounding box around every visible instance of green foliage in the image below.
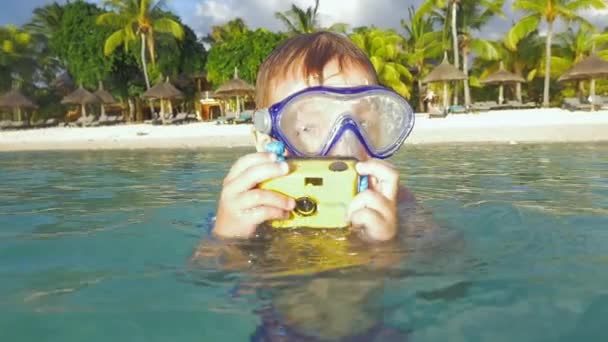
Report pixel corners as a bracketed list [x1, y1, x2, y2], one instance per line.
[349, 27, 413, 98]
[204, 18, 247, 44]
[275, 0, 348, 35]
[154, 17, 207, 81]
[205, 28, 287, 89]
[97, 0, 186, 90]
[50, 1, 116, 88]
[0, 25, 37, 91]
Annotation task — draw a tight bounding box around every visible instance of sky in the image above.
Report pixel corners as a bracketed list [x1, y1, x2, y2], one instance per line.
[1, 0, 607, 41]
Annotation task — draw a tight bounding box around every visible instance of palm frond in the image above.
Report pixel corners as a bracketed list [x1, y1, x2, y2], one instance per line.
[504, 15, 539, 51]
[512, 0, 546, 13]
[567, 0, 607, 11]
[274, 12, 299, 33]
[96, 12, 127, 27]
[153, 18, 184, 40]
[104, 29, 125, 55]
[471, 38, 500, 60]
[327, 23, 349, 33]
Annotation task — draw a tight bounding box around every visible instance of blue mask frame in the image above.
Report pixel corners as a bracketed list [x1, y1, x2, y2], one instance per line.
[254, 85, 415, 159]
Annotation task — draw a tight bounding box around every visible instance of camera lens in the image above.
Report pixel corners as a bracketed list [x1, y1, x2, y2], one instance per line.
[294, 197, 317, 216]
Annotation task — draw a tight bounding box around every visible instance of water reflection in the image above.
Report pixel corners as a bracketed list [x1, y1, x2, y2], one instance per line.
[1, 143, 607, 341]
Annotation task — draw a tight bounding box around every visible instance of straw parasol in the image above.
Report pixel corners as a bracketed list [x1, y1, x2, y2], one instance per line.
[558, 55, 608, 82]
[214, 67, 255, 114]
[480, 61, 526, 104]
[61, 85, 100, 118]
[0, 89, 38, 122]
[94, 81, 117, 118]
[142, 77, 184, 122]
[558, 55, 608, 110]
[422, 53, 467, 110]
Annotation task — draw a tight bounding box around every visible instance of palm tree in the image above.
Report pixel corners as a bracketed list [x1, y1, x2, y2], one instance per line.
[507, 0, 607, 107]
[458, 0, 503, 107]
[275, 0, 348, 35]
[23, 3, 65, 84]
[97, 0, 185, 89]
[24, 2, 64, 40]
[402, 5, 443, 111]
[554, 24, 608, 100]
[350, 27, 414, 98]
[425, 0, 463, 105]
[204, 18, 247, 44]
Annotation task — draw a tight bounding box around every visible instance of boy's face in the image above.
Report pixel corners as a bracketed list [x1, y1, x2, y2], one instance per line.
[258, 59, 376, 161]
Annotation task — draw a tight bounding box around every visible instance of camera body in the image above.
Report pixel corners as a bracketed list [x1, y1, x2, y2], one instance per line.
[258, 158, 361, 229]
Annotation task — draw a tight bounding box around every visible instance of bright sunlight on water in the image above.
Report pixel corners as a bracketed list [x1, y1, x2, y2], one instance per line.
[1, 143, 607, 342]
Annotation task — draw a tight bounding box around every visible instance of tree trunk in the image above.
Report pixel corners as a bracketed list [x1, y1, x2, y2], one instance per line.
[577, 81, 585, 102]
[160, 98, 165, 124]
[451, 1, 459, 106]
[443, 82, 449, 110]
[418, 79, 424, 112]
[543, 21, 553, 108]
[498, 84, 504, 104]
[590, 78, 596, 111]
[463, 46, 471, 108]
[141, 33, 151, 90]
[128, 98, 135, 122]
[516, 83, 522, 103]
[136, 99, 143, 122]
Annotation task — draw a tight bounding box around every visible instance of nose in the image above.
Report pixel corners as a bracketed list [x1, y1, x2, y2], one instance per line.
[327, 130, 368, 160]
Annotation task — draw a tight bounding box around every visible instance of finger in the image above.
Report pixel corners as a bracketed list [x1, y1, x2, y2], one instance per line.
[356, 159, 399, 200]
[347, 189, 394, 222]
[349, 207, 395, 241]
[240, 189, 296, 212]
[224, 152, 277, 185]
[241, 206, 289, 226]
[225, 161, 290, 196]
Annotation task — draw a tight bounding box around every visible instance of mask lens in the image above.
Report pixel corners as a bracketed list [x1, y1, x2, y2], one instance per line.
[349, 92, 411, 153]
[279, 95, 338, 155]
[275, 87, 414, 157]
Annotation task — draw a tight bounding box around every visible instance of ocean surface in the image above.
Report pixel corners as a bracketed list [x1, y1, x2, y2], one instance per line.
[1, 143, 607, 342]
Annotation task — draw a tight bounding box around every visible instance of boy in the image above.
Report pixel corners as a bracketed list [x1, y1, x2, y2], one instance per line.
[212, 31, 416, 243]
[194, 31, 433, 341]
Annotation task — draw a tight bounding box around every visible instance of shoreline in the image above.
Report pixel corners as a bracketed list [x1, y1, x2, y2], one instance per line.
[1, 108, 607, 152]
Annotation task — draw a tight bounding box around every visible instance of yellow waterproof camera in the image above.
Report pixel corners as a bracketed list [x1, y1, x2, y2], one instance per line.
[258, 158, 362, 229]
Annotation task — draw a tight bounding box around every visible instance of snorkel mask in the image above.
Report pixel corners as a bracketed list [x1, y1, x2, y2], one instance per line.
[253, 85, 415, 159]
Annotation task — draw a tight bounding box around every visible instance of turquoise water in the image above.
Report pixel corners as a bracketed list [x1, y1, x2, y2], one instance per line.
[1, 143, 607, 341]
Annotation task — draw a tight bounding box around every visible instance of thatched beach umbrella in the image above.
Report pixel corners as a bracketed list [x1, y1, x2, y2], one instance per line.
[94, 81, 117, 118]
[558, 55, 608, 109]
[214, 67, 255, 114]
[61, 85, 100, 118]
[422, 53, 467, 110]
[480, 61, 526, 104]
[0, 89, 38, 122]
[142, 77, 184, 122]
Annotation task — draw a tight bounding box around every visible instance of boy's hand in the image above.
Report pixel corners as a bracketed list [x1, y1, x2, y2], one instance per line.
[213, 152, 295, 239]
[347, 159, 399, 242]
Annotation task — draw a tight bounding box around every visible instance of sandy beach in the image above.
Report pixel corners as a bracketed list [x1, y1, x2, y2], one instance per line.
[1, 108, 607, 152]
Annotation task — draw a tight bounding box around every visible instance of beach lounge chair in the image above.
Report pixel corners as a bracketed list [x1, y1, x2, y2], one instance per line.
[470, 101, 493, 112]
[184, 113, 199, 123]
[449, 105, 467, 114]
[234, 110, 253, 124]
[562, 98, 592, 111]
[0, 120, 11, 130]
[428, 106, 447, 118]
[168, 113, 188, 125]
